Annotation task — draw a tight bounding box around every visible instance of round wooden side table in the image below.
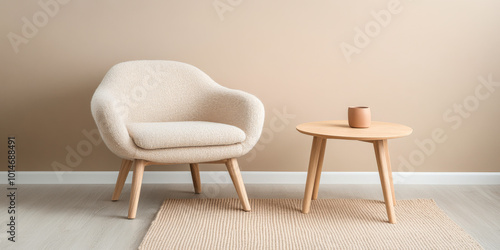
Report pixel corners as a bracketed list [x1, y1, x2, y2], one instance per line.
[296, 120, 413, 224]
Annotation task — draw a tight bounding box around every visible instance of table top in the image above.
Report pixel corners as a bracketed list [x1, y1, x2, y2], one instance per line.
[296, 120, 413, 140]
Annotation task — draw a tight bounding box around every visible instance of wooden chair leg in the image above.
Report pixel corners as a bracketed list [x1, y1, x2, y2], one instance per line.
[312, 138, 327, 200]
[128, 159, 146, 219]
[190, 163, 201, 194]
[225, 158, 251, 212]
[374, 140, 396, 224]
[112, 159, 133, 201]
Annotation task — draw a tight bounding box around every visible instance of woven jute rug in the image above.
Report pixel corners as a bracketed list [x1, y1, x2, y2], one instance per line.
[139, 199, 482, 249]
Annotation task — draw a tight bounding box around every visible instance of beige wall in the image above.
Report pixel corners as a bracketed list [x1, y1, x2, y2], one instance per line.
[1, 0, 499, 173]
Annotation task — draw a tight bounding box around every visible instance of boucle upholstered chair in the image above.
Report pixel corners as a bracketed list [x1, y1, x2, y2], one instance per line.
[91, 60, 265, 219]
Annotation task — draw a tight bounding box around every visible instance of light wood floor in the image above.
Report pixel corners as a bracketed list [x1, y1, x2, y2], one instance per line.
[1, 184, 499, 249]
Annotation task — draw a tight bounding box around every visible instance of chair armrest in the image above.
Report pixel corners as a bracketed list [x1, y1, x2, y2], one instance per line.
[204, 88, 265, 154]
[91, 90, 137, 159]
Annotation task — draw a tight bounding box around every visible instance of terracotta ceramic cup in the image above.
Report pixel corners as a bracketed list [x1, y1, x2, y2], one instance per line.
[348, 106, 371, 128]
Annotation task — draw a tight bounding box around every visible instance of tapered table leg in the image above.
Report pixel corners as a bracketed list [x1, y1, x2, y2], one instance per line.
[384, 146, 396, 206]
[312, 139, 327, 200]
[374, 140, 396, 224]
[302, 136, 325, 213]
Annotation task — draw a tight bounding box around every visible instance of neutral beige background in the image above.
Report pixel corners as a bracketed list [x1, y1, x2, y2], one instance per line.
[1, 0, 499, 173]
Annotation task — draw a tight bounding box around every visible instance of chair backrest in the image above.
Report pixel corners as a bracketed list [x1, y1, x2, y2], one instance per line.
[96, 60, 221, 123]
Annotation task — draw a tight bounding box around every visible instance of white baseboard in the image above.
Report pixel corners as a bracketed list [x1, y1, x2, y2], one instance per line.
[1, 171, 499, 185]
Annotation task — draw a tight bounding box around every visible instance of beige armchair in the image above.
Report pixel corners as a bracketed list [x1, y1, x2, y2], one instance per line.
[91, 60, 265, 219]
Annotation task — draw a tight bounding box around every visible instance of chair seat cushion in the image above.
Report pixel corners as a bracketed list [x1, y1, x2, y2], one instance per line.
[127, 121, 246, 150]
